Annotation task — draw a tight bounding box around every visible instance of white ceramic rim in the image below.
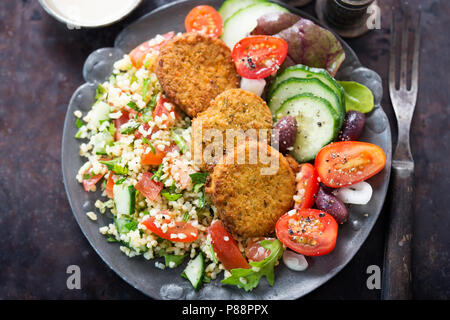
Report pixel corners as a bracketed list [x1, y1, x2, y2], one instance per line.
[38, 0, 143, 28]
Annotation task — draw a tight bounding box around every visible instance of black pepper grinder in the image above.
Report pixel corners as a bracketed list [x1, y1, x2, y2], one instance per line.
[315, 0, 378, 38]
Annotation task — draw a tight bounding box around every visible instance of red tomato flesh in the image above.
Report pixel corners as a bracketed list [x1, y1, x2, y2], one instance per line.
[208, 220, 250, 270]
[135, 172, 163, 201]
[315, 141, 386, 188]
[129, 32, 175, 69]
[185, 5, 222, 38]
[142, 213, 198, 243]
[105, 172, 115, 198]
[113, 110, 131, 141]
[232, 36, 288, 79]
[82, 168, 104, 192]
[294, 163, 319, 210]
[276, 209, 338, 256]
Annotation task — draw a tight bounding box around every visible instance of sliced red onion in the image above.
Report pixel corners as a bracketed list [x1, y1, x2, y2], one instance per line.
[240, 77, 266, 96]
[332, 181, 373, 205]
[283, 250, 308, 271]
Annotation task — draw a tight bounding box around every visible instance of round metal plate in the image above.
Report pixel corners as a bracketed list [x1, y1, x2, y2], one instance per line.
[62, 0, 391, 300]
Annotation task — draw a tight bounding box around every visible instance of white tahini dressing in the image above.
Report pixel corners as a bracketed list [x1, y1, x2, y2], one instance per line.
[43, 0, 140, 27]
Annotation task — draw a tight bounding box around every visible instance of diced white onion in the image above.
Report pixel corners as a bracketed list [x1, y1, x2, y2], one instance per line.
[332, 181, 373, 205]
[240, 77, 266, 97]
[283, 250, 308, 271]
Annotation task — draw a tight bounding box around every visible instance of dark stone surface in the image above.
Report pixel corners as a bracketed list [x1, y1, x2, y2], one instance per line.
[0, 0, 448, 299]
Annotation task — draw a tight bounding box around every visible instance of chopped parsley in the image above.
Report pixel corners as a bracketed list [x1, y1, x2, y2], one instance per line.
[171, 130, 187, 154]
[114, 217, 138, 235]
[99, 157, 121, 171]
[119, 121, 140, 134]
[95, 84, 106, 100]
[127, 101, 140, 112]
[151, 164, 164, 182]
[75, 118, 84, 129]
[189, 172, 209, 209]
[142, 138, 156, 154]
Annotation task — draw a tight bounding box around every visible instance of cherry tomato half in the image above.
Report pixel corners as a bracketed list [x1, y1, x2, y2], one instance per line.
[232, 36, 288, 79]
[207, 220, 250, 270]
[142, 213, 198, 243]
[315, 141, 386, 188]
[294, 163, 319, 210]
[129, 32, 175, 69]
[185, 5, 223, 38]
[276, 209, 338, 256]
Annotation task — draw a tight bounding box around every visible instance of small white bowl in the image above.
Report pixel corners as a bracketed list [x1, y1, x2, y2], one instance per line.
[38, 0, 142, 29]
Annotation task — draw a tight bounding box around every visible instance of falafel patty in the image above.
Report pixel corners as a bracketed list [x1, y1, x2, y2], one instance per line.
[206, 140, 295, 238]
[156, 33, 240, 117]
[192, 89, 273, 170]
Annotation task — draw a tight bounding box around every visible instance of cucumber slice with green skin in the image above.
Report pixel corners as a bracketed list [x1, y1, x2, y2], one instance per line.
[113, 184, 136, 216]
[269, 78, 343, 123]
[221, 2, 289, 49]
[181, 252, 205, 290]
[275, 93, 340, 162]
[269, 64, 345, 108]
[218, 0, 267, 23]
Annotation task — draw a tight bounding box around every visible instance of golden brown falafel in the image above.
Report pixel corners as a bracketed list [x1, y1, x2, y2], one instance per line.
[192, 89, 273, 170]
[206, 140, 296, 238]
[156, 33, 240, 117]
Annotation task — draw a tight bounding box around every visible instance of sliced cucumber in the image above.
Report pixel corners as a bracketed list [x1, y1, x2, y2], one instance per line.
[113, 184, 136, 216]
[222, 2, 288, 49]
[87, 101, 110, 127]
[219, 0, 267, 23]
[91, 131, 113, 155]
[181, 252, 205, 291]
[268, 64, 345, 108]
[276, 93, 339, 162]
[269, 78, 343, 122]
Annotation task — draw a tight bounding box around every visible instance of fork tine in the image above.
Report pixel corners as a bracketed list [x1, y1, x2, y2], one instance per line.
[399, 11, 409, 89]
[389, 12, 397, 93]
[410, 11, 421, 95]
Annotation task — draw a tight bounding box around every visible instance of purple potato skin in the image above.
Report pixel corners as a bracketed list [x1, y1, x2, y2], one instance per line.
[272, 116, 298, 155]
[252, 12, 300, 36]
[315, 186, 349, 224]
[338, 111, 366, 141]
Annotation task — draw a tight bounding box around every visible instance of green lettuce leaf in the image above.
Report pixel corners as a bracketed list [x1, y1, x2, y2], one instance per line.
[338, 81, 374, 113]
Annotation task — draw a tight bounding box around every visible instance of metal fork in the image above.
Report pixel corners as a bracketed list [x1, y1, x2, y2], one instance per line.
[382, 9, 421, 300]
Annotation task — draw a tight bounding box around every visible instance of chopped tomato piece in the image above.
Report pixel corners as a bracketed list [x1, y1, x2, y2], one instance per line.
[82, 168, 105, 192]
[232, 36, 288, 79]
[315, 141, 386, 188]
[141, 142, 178, 166]
[135, 172, 163, 201]
[142, 213, 198, 242]
[129, 32, 175, 69]
[185, 5, 223, 38]
[276, 209, 338, 257]
[105, 172, 115, 198]
[294, 163, 319, 210]
[113, 110, 131, 141]
[207, 220, 250, 270]
[141, 146, 166, 166]
[245, 237, 273, 262]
